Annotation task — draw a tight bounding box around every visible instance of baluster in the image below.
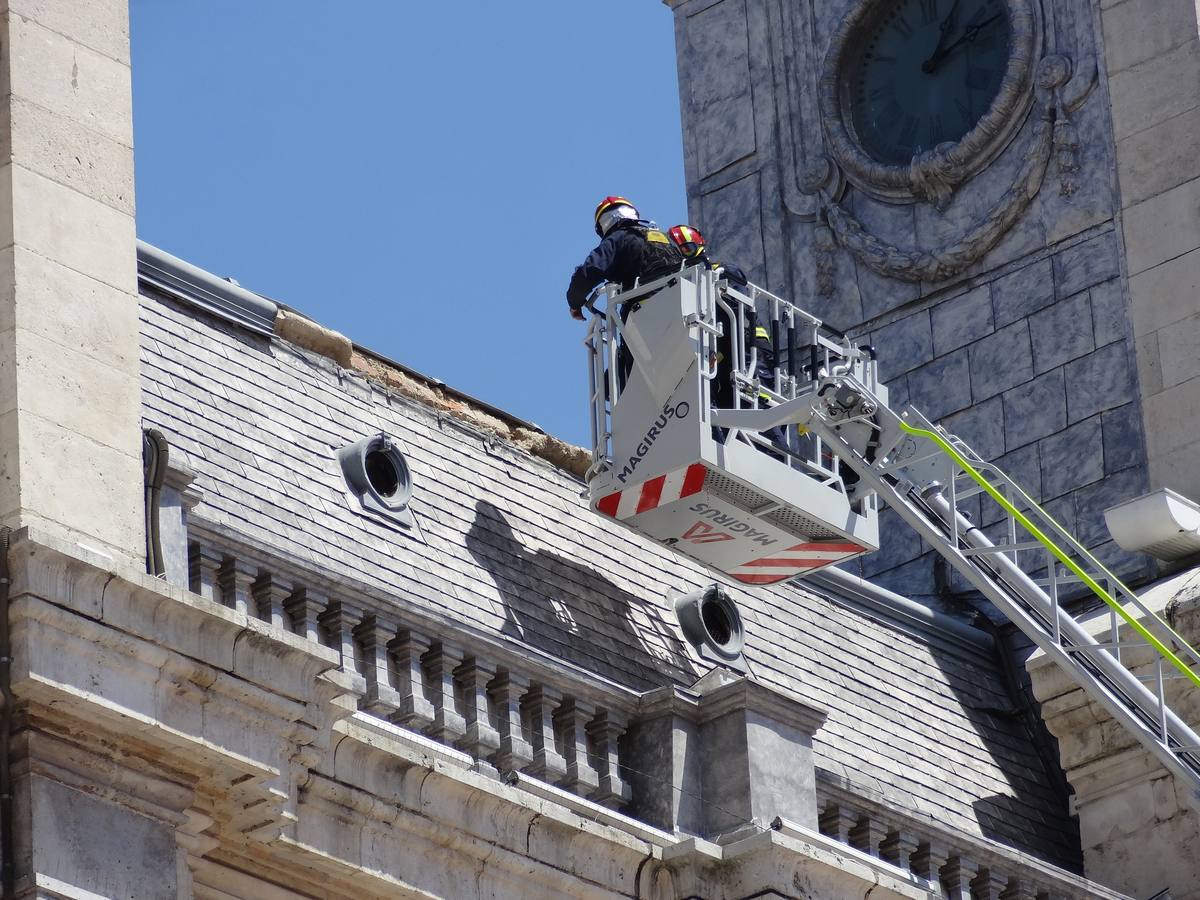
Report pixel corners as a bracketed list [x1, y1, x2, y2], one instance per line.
[849, 815, 886, 857]
[218, 557, 255, 616]
[319, 600, 364, 676]
[554, 698, 600, 795]
[454, 657, 501, 761]
[818, 801, 855, 844]
[1001, 878, 1036, 900]
[971, 867, 1009, 900]
[188, 544, 222, 602]
[489, 670, 533, 774]
[251, 572, 290, 628]
[911, 840, 949, 885]
[880, 829, 920, 873]
[587, 709, 631, 807]
[354, 614, 400, 717]
[940, 855, 979, 900]
[389, 630, 435, 729]
[522, 684, 567, 782]
[285, 587, 327, 644]
[423, 642, 467, 744]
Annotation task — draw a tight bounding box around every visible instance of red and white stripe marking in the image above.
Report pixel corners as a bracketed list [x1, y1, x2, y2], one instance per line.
[729, 541, 865, 585]
[596, 464, 707, 521]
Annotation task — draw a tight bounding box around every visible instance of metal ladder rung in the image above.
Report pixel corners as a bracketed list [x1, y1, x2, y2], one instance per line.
[1136, 669, 1195, 682]
[951, 481, 987, 500]
[1063, 640, 1150, 653]
[961, 540, 1044, 556]
[1033, 573, 1089, 588]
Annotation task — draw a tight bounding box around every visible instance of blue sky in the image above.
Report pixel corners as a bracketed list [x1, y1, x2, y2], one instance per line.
[130, 1, 688, 447]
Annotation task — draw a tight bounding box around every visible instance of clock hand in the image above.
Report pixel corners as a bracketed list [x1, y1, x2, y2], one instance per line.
[922, 0, 964, 73]
[923, 13, 1002, 73]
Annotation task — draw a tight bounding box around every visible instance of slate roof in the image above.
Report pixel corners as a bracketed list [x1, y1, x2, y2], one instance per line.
[137, 276, 1082, 872]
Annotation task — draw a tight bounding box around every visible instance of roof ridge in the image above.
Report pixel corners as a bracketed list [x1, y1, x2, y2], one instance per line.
[136, 240, 590, 480]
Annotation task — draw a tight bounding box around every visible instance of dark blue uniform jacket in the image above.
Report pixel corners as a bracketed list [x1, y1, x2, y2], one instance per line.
[566, 222, 682, 311]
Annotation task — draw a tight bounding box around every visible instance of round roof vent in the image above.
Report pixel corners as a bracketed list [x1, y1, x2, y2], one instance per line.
[338, 433, 414, 527]
[675, 584, 747, 672]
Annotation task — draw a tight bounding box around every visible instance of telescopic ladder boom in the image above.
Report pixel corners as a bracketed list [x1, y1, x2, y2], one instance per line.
[584, 266, 1200, 802]
[714, 369, 1200, 804]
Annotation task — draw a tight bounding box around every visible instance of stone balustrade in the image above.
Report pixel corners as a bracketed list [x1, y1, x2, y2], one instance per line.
[815, 790, 1125, 900]
[186, 537, 633, 809]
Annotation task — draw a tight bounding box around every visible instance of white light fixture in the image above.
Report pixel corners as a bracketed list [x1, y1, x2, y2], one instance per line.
[1105, 489, 1200, 561]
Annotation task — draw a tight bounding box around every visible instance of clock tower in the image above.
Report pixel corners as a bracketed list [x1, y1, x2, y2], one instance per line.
[665, 0, 1200, 892]
[666, 0, 1200, 604]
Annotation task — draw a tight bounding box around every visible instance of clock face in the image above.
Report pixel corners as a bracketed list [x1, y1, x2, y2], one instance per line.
[847, 0, 1011, 166]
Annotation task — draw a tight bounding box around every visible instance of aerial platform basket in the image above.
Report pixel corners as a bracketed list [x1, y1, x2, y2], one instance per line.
[583, 266, 879, 585]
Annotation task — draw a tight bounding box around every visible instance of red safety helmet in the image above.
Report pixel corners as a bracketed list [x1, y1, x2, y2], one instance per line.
[594, 195, 639, 236]
[668, 224, 707, 259]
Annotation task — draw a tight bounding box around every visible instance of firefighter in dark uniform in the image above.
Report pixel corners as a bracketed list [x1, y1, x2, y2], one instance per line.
[567, 197, 685, 387]
[566, 196, 685, 320]
[668, 225, 786, 455]
[667, 226, 773, 405]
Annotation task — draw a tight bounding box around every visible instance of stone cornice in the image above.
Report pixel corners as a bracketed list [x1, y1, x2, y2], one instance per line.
[5, 525, 359, 847]
[635, 672, 828, 734]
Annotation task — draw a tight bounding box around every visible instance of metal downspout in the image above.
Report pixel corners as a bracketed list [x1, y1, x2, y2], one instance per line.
[143, 430, 168, 577]
[0, 526, 13, 898]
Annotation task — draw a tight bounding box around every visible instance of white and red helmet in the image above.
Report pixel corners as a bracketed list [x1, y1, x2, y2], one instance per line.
[594, 195, 639, 237]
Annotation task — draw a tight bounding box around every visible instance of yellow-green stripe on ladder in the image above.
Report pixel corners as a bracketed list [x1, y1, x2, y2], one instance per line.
[899, 420, 1200, 693]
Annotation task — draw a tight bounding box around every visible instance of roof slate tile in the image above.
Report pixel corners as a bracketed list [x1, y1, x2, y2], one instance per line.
[137, 292, 1082, 871]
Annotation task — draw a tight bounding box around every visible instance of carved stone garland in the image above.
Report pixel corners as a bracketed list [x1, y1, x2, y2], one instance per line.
[804, 56, 1070, 285]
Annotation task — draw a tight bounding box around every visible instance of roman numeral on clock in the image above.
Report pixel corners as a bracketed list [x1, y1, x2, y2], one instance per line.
[919, 0, 939, 24]
[891, 15, 914, 38]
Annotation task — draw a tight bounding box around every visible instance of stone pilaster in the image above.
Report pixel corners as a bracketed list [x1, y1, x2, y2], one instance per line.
[0, 0, 145, 566]
[1103, 0, 1200, 500]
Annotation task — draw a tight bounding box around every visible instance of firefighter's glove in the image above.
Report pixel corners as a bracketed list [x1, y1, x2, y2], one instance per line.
[569, 306, 586, 321]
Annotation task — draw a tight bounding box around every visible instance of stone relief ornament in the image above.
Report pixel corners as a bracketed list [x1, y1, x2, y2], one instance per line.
[806, 55, 1069, 283]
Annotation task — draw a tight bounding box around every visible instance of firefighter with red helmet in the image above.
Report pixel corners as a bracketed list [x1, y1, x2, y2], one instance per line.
[669, 224, 785, 454]
[565, 196, 685, 320]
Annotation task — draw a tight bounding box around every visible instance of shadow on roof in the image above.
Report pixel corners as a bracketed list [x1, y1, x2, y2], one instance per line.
[466, 499, 699, 689]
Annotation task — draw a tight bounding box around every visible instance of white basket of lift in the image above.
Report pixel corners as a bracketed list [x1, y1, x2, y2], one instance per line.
[582, 264, 880, 586]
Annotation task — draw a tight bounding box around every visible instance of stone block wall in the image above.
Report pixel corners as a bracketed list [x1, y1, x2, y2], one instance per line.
[856, 227, 1150, 599]
[668, 0, 1161, 601]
